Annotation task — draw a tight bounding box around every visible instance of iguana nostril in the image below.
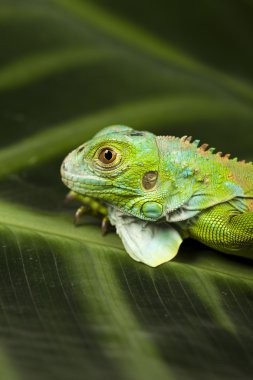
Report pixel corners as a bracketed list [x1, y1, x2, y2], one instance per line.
[77, 145, 85, 153]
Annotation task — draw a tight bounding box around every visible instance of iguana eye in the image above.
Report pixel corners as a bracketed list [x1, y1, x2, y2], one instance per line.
[98, 148, 117, 164]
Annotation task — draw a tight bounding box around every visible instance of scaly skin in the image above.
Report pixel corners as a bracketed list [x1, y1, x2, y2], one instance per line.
[61, 125, 253, 266]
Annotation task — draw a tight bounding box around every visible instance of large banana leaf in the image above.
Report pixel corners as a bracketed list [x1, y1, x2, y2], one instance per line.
[0, 1, 252, 379]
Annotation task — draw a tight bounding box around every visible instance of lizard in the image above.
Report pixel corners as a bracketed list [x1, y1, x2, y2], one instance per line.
[61, 125, 253, 267]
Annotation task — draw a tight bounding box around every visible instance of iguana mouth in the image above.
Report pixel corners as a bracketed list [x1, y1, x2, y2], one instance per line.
[61, 170, 112, 189]
[61, 168, 140, 196]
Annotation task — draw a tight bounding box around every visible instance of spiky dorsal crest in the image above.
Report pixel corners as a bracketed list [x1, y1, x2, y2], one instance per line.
[180, 135, 192, 143]
[189, 136, 252, 166]
[157, 134, 252, 166]
[198, 143, 209, 151]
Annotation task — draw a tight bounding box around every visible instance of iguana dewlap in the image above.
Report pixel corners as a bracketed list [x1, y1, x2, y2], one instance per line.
[61, 125, 253, 267]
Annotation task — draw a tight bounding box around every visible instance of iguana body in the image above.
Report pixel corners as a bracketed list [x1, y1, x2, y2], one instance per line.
[61, 125, 253, 267]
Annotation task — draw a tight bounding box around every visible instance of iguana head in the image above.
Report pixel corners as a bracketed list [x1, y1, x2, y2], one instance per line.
[61, 125, 164, 221]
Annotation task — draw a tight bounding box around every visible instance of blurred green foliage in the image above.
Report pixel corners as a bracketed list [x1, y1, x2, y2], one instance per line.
[0, 1, 252, 379]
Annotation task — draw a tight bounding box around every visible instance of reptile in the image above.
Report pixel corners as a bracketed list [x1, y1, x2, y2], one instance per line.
[61, 125, 253, 267]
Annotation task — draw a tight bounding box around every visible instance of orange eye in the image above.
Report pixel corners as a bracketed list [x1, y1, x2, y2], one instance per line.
[98, 148, 117, 164]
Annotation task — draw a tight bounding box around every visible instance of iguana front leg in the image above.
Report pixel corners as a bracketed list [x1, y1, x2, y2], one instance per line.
[189, 203, 253, 257]
[65, 191, 110, 234]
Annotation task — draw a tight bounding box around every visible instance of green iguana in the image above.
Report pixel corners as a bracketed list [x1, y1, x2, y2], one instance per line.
[61, 125, 253, 267]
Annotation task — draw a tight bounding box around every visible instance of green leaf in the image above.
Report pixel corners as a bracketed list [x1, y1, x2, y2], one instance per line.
[0, 1, 252, 379]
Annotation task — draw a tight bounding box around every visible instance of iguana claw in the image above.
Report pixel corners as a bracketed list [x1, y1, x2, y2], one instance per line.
[65, 191, 111, 233]
[64, 190, 77, 204]
[101, 216, 111, 236]
[74, 206, 88, 225]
